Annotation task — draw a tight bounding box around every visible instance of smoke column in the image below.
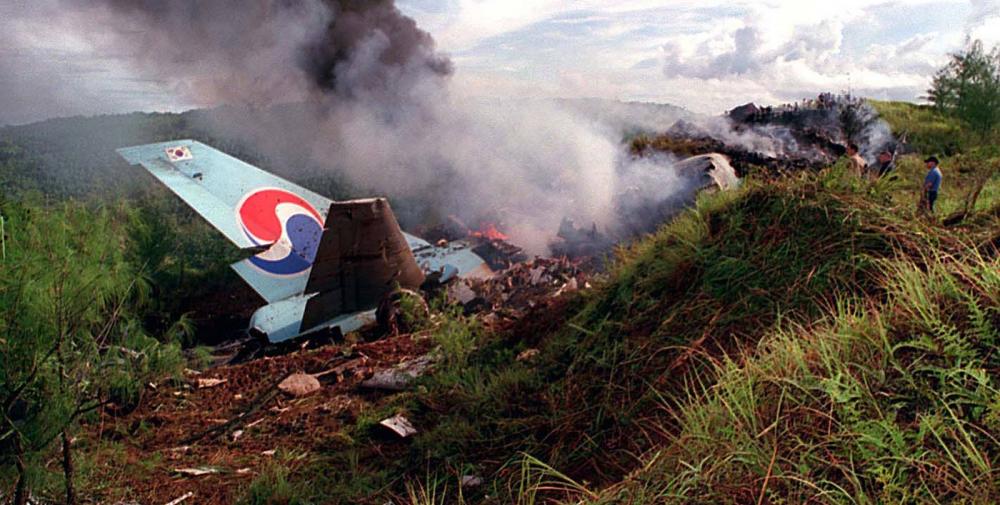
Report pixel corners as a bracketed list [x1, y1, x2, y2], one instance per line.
[68, 0, 690, 253]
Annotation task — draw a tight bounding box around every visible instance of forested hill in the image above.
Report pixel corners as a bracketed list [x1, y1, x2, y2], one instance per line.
[0, 98, 689, 202]
[0, 107, 353, 200]
[0, 112, 188, 197]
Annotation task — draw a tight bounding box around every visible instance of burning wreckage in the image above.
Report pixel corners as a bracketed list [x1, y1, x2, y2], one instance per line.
[121, 95, 893, 351]
[554, 95, 894, 259]
[118, 138, 739, 350]
[632, 93, 897, 175]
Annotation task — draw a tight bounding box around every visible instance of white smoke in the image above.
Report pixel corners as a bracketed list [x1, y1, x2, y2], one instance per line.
[44, 1, 699, 254]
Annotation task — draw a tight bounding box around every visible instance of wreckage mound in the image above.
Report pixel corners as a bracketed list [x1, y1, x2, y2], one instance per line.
[633, 94, 895, 176]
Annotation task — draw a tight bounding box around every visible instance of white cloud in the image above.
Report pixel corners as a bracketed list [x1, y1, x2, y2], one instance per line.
[410, 0, 992, 112]
[4, 0, 1000, 122]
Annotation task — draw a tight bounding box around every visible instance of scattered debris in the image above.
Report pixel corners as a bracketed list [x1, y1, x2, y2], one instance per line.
[197, 377, 229, 389]
[164, 492, 194, 505]
[361, 355, 435, 391]
[460, 475, 483, 488]
[379, 414, 417, 438]
[278, 373, 321, 397]
[173, 467, 222, 477]
[460, 256, 589, 320]
[516, 349, 540, 362]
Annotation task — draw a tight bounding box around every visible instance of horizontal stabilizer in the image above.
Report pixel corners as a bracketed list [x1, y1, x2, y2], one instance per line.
[118, 140, 336, 303]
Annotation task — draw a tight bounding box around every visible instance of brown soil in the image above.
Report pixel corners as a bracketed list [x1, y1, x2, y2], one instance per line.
[84, 334, 431, 504]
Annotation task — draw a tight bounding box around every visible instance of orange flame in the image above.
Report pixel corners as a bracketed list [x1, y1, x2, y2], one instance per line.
[470, 223, 508, 241]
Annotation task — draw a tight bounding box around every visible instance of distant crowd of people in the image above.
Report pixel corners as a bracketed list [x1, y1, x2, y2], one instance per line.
[844, 142, 942, 215]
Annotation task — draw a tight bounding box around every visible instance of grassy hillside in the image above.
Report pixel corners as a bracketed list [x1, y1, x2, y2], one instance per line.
[285, 103, 999, 503]
[229, 151, 996, 501]
[4, 101, 998, 503]
[870, 100, 966, 156]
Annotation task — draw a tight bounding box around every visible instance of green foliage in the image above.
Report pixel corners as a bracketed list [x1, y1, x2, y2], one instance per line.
[301, 155, 998, 502]
[0, 200, 182, 501]
[928, 39, 1000, 137]
[585, 249, 1000, 503]
[869, 100, 966, 155]
[238, 463, 315, 505]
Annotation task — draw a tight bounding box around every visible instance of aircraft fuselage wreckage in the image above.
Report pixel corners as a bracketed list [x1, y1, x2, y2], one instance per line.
[118, 140, 492, 343]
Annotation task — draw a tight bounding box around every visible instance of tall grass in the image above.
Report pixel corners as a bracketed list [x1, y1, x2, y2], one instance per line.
[274, 160, 998, 503]
[582, 245, 1000, 504]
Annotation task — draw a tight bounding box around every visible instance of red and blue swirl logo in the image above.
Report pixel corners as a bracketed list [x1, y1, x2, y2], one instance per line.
[236, 188, 325, 276]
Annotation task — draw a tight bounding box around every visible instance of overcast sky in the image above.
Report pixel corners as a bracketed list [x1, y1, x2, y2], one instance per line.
[2, 0, 998, 125]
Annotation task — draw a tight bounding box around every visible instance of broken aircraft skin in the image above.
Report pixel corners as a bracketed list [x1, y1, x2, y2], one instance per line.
[117, 140, 492, 343]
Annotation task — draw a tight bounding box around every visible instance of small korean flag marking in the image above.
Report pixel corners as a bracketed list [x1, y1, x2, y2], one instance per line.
[165, 146, 194, 162]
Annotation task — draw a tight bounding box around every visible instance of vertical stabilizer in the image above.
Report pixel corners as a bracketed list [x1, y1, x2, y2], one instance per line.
[300, 198, 424, 332]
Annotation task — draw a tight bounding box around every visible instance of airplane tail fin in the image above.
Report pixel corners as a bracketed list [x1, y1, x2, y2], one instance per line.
[299, 198, 425, 332]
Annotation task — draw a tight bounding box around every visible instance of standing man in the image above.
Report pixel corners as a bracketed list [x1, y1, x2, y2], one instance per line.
[921, 156, 943, 214]
[846, 143, 866, 177]
[875, 150, 895, 178]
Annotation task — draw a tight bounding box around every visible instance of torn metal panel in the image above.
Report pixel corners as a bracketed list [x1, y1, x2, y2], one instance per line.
[379, 414, 417, 438]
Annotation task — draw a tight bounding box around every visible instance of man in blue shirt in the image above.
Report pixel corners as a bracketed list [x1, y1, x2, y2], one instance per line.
[922, 156, 943, 213]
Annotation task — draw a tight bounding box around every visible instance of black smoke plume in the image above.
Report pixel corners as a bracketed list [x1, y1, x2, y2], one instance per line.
[80, 0, 450, 105]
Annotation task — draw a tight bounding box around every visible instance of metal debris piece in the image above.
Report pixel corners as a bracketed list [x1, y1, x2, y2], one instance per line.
[196, 377, 227, 389]
[460, 475, 483, 488]
[361, 355, 435, 391]
[379, 414, 417, 438]
[173, 467, 222, 477]
[516, 349, 540, 362]
[553, 277, 579, 297]
[447, 282, 477, 305]
[278, 373, 321, 397]
[529, 267, 545, 285]
[164, 491, 194, 505]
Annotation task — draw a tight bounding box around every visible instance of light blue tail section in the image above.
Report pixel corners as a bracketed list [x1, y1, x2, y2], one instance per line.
[117, 140, 493, 343]
[117, 140, 333, 303]
[116, 140, 333, 227]
[248, 294, 376, 343]
[117, 140, 257, 249]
